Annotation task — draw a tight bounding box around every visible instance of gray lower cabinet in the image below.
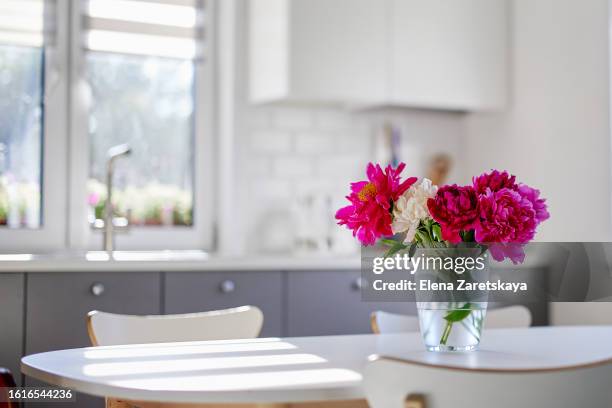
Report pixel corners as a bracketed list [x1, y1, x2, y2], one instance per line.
[0, 273, 24, 385]
[165, 272, 283, 337]
[287, 270, 415, 336]
[25, 273, 161, 408]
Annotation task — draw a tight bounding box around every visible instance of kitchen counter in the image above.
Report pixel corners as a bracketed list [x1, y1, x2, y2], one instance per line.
[0, 251, 362, 272]
[0, 247, 550, 272]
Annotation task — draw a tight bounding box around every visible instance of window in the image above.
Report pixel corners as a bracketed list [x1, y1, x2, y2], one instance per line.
[0, 0, 45, 228]
[86, 53, 195, 227]
[84, 0, 204, 229]
[0, 0, 214, 251]
[73, 0, 213, 249]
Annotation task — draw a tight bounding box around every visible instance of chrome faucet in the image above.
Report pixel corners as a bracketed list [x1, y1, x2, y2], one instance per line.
[100, 144, 131, 252]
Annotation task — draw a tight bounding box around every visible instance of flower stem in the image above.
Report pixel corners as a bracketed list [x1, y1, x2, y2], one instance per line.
[440, 320, 453, 345]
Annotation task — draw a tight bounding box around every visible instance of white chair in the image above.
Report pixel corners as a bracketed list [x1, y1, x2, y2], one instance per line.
[363, 355, 612, 408]
[370, 305, 531, 334]
[87, 306, 264, 346]
[370, 310, 420, 334]
[87, 306, 265, 408]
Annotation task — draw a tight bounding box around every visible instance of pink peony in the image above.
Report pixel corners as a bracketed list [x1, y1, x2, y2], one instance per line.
[517, 184, 550, 224]
[473, 170, 517, 194]
[488, 243, 526, 264]
[336, 163, 417, 245]
[472, 170, 550, 263]
[474, 170, 549, 225]
[427, 185, 479, 244]
[475, 188, 538, 244]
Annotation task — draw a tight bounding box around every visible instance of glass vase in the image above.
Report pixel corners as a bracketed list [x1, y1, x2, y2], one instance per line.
[417, 301, 487, 351]
[413, 247, 490, 352]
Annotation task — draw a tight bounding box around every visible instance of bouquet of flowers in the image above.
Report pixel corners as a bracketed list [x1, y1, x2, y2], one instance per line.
[336, 163, 549, 264]
[336, 163, 549, 351]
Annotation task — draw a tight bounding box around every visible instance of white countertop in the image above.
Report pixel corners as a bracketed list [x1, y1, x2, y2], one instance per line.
[0, 251, 362, 272]
[0, 248, 549, 272]
[21, 327, 612, 404]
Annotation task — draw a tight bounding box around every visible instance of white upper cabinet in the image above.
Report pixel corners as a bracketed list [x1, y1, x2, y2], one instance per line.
[248, 0, 507, 111]
[388, 0, 507, 110]
[248, 0, 387, 105]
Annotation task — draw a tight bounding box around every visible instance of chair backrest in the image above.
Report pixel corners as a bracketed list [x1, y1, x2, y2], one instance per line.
[363, 356, 612, 408]
[0, 368, 19, 408]
[370, 311, 419, 334]
[371, 305, 531, 334]
[87, 306, 264, 346]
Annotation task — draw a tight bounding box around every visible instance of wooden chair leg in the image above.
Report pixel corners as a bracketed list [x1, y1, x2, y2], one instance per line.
[405, 394, 426, 408]
[107, 397, 136, 408]
[287, 400, 369, 407]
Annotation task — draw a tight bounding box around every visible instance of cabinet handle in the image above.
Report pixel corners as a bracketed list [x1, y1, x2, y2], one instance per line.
[352, 277, 364, 290]
[90, 282, 105, 296]
[220, 280, 236, 293]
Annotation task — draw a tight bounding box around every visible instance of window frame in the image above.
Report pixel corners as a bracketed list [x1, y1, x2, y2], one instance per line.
[0, 0, 216, 252]
[66, 0, 216, 251]
[0, 0, 70, 252]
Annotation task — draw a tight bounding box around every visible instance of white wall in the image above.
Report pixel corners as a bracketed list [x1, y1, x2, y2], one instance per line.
[464, 0, 612, 325]
[464, 0, 611, 242]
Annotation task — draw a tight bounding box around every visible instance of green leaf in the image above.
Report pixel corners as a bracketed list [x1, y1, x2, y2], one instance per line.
[461, 229, 475, 243]
[432, 224, 442, 242]
[408, 242, 418, 257]
[382, 240, 408, 258]
[443, 303, 473, 322]
[380, 238, 400, 247]
[415, 230, 432, 247]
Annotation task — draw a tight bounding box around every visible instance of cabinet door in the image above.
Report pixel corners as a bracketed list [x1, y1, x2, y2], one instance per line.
[390, 0, 507, 110]
[0, 273, 24, 385]
[287, 270, 415, 336]
[249, 0, 387, 104]
[26, 273, 161, 353]
[25, 273, 161, 408]
[165, 272, 283, 337]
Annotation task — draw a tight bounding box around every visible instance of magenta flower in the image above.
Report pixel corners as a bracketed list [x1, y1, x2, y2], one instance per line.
[336, 163, 417, 245]
[488, 243, 527, 264]
[471, 170, 550, 262]
[473, 170, 517, 194]
[427, 185, 479, 244]
[473, 170, 549, 224]
[517, 184, 550, 224]
[475, 188, 537, 243]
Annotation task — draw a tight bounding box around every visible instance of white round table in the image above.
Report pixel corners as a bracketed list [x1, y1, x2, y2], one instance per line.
[21, 326, 612, 404]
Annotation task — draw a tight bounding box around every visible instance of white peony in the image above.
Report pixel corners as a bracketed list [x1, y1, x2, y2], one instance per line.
[392, 178, 438, 243]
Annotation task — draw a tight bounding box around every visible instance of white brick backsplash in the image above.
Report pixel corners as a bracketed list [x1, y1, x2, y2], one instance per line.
[272, 107, 312, 130]
[251, 130, 292, 153]
[240, 102, 465, 256]
[246, 108, 271, 128]
[250, 179, 292, 200]
[294, 132, 334, 154]
[273, 157, 313, 177]
[336, 128, 371, 154]
[313, 109, 350, 131]
[317, 156, 367, 179]
[295, 179, 334, 196]
[247, 157, 271, 176]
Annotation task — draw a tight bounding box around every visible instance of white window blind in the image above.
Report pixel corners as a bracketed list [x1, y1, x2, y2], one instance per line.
[0, 0, 49, 47]
[83, 0, 204, 59]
